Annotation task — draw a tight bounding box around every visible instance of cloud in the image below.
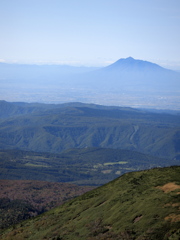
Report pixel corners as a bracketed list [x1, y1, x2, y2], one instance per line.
[0, 59, 5, 62]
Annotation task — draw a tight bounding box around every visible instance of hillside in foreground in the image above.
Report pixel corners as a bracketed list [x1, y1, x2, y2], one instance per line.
[1, 166, 180, 240]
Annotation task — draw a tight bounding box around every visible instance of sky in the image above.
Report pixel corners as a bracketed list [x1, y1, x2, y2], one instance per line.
[0, 0, 180, 69]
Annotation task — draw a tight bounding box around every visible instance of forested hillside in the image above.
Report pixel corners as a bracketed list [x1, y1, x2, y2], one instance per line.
[0, 101, 179, 159]
[0, 180, 93, 229]
[1, 148, 177, 186]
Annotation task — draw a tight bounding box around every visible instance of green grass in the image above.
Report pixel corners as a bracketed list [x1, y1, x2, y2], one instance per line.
[1, 166, 180, 240]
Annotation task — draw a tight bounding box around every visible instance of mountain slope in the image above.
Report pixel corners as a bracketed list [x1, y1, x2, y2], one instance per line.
[104, 57, 172, 73]
[1, 166, 180, 240]
[85, 57, 180, 92]
[0, 100, 58, 119]
[0, 180, 93, 229]
[0, 102, 179, 159]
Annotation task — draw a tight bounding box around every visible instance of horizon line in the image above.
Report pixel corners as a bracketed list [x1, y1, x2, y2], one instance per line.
[0, 58, 180, 70]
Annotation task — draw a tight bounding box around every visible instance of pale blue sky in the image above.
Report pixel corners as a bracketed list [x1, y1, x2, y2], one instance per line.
[0, 0, 180, 69]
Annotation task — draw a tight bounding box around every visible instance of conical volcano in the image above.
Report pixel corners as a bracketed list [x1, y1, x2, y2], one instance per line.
[104, 57, 169, 73]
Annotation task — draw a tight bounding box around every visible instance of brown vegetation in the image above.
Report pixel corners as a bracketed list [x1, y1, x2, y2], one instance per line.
[156, 182, 180, 193]
[0, 179, 93, 229]
[0, 179, 93, 211]
[165, 214, 180, 222]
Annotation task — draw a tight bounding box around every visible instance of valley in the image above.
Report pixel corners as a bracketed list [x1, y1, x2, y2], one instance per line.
[1, 147, 177, 186]
[0, 86, 179, 110]
[0, 57, 180, 239]
[0, 57, 180, 109]
[1, 0, 180, 236]
[0, 101, 179, 238]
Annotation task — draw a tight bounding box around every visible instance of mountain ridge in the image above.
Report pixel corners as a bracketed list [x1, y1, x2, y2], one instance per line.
[0, 57, 176, 72]
[0, 101, 179, 159]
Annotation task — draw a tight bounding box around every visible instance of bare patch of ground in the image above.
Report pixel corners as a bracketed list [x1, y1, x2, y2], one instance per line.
[165, 214, 180, 222]
[133, 215, 143, 223]
[165, 203, 180, 209]
[156, 182, 180, 193]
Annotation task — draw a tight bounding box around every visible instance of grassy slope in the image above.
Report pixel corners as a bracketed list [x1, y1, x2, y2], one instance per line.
[1, 166, 180, 240]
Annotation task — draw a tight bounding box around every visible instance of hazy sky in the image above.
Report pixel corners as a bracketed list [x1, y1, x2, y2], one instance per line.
[0, 0, 180, 68]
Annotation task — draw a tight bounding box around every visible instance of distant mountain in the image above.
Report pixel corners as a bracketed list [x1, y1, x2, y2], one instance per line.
[0, 62, 97, 79]
[0, 100, 62, 118]
[1, 166, 180, 239]
[103, 57, 171, 73]
[0, 58, 179, 109]
[0, 101, 179, 159]
[84, 57, 180, 92]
